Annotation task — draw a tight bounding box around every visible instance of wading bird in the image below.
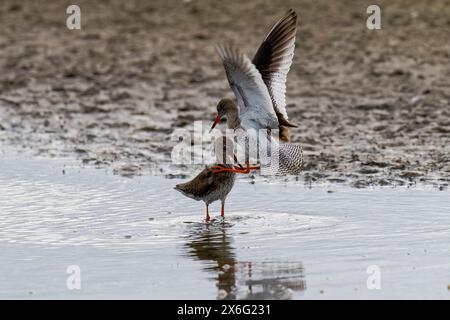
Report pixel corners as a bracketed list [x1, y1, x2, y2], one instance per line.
[174, 137, 242, 222]
[210, 9, 303, 175]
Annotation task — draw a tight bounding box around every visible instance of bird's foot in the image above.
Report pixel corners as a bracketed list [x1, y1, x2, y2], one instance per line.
[211, 163, 260, 174]
[211, 165, 243, 173]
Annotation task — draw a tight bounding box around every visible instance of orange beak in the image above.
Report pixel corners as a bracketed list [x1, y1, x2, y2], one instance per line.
[209, 115, 221, 133]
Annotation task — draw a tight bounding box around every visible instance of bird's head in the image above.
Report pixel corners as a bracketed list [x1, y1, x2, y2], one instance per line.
[209, 98, 237, 132]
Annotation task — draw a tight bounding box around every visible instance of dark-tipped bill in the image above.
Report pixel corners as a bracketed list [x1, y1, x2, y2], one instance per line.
[209, 115, 221, 133]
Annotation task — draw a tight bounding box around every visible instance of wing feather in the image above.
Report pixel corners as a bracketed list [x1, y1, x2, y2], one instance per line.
[216, 44, 279, 130]
[253, 9, 298, 132]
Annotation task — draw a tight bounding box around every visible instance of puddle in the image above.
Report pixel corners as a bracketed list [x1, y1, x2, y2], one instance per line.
[0, 155, 449, 299]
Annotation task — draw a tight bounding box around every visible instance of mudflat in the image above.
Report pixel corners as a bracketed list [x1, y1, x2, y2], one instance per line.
[0, 0, 449, 187]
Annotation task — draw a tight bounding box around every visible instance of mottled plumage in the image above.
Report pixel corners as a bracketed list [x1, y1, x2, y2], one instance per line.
[175, 137, 238, 222]
[174, 165, 235, 206]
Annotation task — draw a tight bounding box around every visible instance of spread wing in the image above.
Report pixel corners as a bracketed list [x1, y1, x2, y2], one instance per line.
[216, 44, 279, 131]
[253, 9, 297, 128]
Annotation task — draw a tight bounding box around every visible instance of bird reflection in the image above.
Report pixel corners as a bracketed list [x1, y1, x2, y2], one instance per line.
[183, 221, 306, 300]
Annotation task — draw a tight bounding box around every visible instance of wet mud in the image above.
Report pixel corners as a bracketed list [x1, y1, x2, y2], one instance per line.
[0, 0, 449, 187]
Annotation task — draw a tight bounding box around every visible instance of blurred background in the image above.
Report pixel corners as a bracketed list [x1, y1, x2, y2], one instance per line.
[0, 0, 449, 186]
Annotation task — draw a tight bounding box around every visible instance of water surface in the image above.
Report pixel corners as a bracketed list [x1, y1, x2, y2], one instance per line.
[0, 155, 449, 299]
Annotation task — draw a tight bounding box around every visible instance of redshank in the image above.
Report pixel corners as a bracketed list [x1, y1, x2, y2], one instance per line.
[210, 9, 303, 175]
[174, 137, 240, 222]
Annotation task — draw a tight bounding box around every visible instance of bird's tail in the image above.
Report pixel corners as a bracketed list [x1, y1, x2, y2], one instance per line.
[261, 143, 303, 176]
[280, 143, 303, 174]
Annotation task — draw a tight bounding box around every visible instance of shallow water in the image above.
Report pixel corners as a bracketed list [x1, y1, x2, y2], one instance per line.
[0, 154, 449, 299]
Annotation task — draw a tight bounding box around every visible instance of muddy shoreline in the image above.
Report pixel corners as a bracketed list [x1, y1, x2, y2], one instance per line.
[0, 0, 449, 188]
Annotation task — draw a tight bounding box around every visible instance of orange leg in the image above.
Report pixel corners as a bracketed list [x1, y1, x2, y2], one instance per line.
[211, 162, 260, 174]
[221, 201, 225, 219]
[205, 204, 210, 223]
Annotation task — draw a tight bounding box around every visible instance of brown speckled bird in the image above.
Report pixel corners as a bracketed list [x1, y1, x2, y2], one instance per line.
[174, 137, 240, 222]
[209, 9, 303, 175]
